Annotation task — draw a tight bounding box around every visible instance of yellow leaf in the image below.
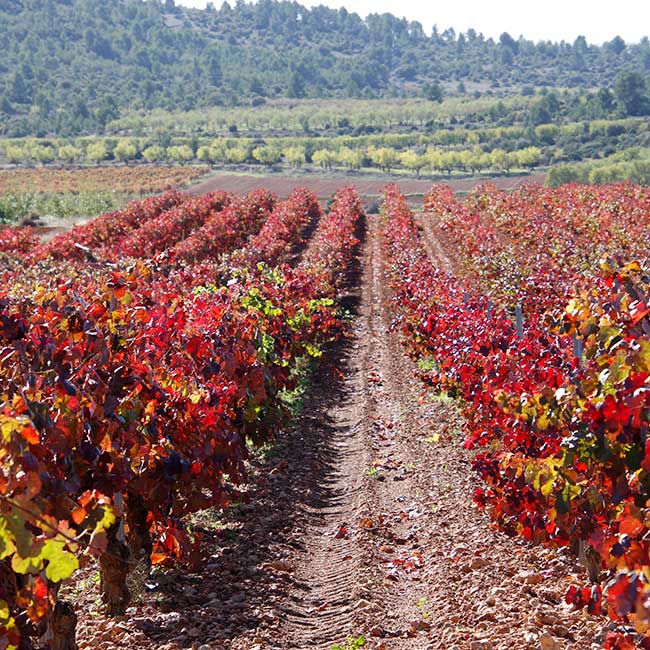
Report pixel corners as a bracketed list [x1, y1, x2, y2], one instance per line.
[41, 540, 79, 583]
[541, 477, 555, 498]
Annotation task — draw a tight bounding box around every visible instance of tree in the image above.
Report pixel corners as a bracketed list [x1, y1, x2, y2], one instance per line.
[312, 149, 336, 170]
[250, 77, 265, 96]
[167, 145, 194, 164]
[288, 70, 306, 99]
[9, 71, 29, 104]
[400, 150, 426, 177]
[368, 146, 399, 172]
[460, 147, 486, 174]
[547, 164, 584, 187]
[439, 151, 460, 175]
[499, 32, 519, 54]
[425, 148, 444, 174]
[143, 145, 166, 163]
[208, 141, 227, 163]
[205, 48, 222, 86]
[337, 147, 364, 170]
[423, 82, 444, 103]
[5, 145, 26, 164]
[477, 151, 493, 174]
[457, 149, 472, 172]
[595, 87, 615, 115]
[113, 139, 138, 164]
[516, 146, 542, 170]
[196, 146, 213, 163]
[282, 146, 306, 168]
[529, 93, 560, 125]
[30, 144, 55, 165]
[252, 145, 282, 165]
[490, 148, 515, 174]
[225, 145, 249, 164]
[0, 96, 12, 114]
[614, 71, 650, 116]
[535, 124, 559, 145]
[606, 36, 626, 56]
[87, 141, 109, 163]
[58, 145, 82, 164]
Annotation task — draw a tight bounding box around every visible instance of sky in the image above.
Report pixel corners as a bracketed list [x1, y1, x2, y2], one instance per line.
[177, 0, 650, 45]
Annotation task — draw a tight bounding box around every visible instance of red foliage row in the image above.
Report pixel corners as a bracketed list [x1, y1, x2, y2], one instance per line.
[424, 182, 650, 314]
[0, 226, 40, 256]
[169, 189, 277, 263]
[230, 188, 321, 268]
[117, 191, 232, 259]
[31, 190, 187, 262]
[301, 186, 364, 289]
[0, 186, 364, 645]
[383, 184, 650, 646]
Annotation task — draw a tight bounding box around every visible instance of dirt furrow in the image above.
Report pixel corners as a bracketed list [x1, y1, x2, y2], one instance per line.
[281, 218, 379, 648]
[282, 402, 370, 648]
[415, 210, 456, 275]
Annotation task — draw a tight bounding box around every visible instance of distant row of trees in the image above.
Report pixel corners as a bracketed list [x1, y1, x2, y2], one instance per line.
[6, 114, 649, 166]
[3, 141, 198, 165]
[1, 138, 545, 176]
[547, 147, 650, 186]
[311, 145, 543, 176]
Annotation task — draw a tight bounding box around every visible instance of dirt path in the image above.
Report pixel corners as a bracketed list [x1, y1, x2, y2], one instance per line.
[277, 215, 607, 650]
[415, 211, 456, 275]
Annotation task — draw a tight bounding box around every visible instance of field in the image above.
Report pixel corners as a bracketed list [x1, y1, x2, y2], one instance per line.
[1, 175, 650, 650]
[0, 166, 210, 225]
[190, 171, 546, 202]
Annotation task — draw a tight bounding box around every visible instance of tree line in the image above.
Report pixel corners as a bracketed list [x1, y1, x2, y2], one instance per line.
[0, 138, 546, 177]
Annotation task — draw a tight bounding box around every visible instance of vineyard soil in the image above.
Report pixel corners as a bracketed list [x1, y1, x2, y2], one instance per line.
[189, 172, 545, 202]
[65, 211, 608, 650]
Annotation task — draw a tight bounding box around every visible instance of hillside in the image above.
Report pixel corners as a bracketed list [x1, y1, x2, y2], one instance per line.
[1, 0, 649, 137]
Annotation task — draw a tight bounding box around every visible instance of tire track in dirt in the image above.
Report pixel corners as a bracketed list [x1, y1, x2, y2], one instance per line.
[281, 212, 460, 648]
[280, 215, 378, 648]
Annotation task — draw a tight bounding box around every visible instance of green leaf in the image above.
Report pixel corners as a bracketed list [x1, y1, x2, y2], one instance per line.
[0, 599, 11, 621]
[41, 539, 79, 582]
[0, 517, 17, 560]
[304, 343, 322, 358]
[6, 512, 37, 558]
[11, 546, 44, 575]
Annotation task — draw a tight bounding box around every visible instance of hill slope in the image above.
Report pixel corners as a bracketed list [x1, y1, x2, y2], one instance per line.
[0, 0, 649, 136]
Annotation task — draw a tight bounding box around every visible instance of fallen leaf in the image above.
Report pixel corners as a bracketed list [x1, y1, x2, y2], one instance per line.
[334, 526, 348, 539]
[306, 601, 330, 613]
[264, 560, 292, 573]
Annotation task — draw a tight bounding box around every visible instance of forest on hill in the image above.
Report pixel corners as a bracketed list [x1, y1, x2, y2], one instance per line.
[1, 0, 650, 136]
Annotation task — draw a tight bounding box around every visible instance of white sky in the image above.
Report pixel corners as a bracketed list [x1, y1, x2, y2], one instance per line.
[177, 0, 650, 45]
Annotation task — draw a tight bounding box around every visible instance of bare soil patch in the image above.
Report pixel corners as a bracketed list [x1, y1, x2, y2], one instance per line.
[189, 172, 545, 203]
